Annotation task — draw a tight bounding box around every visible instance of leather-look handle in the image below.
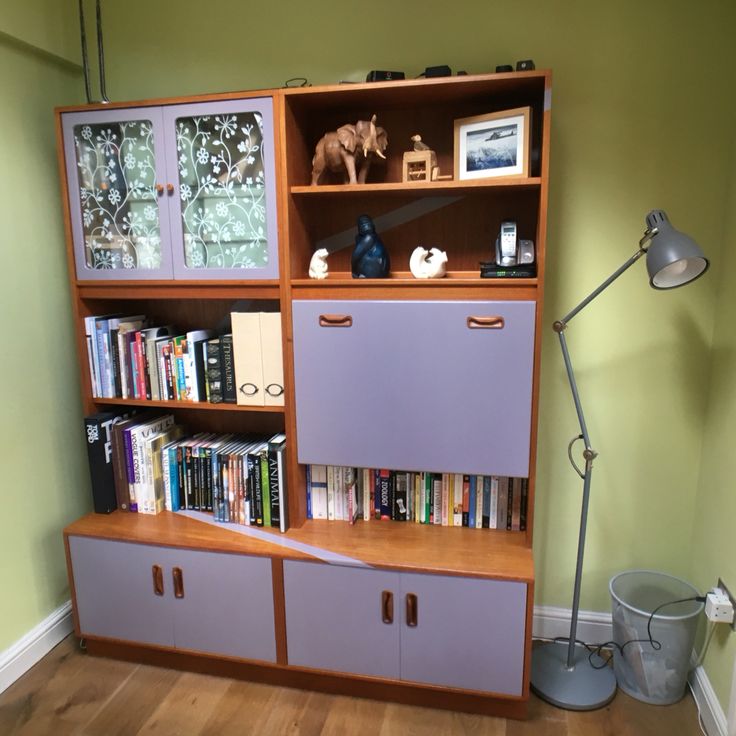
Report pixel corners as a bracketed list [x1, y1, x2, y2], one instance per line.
[172, 567, 184, 599]
[406, 593, 418, 627]
[319, 314, 353, 328]
[382, 590, 394, 624]
[152, 565, 164, 596]
[467, 316, 505, 329]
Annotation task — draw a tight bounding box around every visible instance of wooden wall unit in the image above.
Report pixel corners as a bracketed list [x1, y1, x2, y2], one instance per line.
[57, 70, 552, 719]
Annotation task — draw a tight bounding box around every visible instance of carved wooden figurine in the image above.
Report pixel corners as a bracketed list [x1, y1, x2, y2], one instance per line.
[402, 134, 439, 182]
[311, 115, 388, 185]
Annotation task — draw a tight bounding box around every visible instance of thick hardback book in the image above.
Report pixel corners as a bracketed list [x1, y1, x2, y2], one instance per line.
[393, 471, 408, 521]
[220, 333, 237, 403]
[267, 433, 286, 530]
[376, 469, 392, 521]
[84, 409, 137, 514]
[205, 338, 223, 404]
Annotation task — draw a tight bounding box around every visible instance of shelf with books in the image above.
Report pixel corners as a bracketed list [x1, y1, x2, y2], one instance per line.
[93, 398, 285, 413]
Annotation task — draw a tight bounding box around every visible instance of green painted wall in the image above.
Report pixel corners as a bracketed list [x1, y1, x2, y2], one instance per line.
[0, 0, 79, 64]
[0, 22, 86, 650]
[690, 146, 736, 709]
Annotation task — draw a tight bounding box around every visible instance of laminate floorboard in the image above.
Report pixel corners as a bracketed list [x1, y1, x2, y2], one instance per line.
[0, 636, 706, 736]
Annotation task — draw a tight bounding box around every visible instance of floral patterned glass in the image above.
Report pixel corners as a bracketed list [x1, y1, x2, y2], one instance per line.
[175, 112, 269, 270]
[73, 120, 162, 270]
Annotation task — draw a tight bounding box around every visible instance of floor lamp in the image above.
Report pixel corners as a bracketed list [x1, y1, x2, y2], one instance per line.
[530, 210, 709, 710]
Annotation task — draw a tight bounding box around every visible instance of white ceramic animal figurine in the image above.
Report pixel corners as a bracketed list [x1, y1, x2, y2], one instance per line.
[308, 248, 330, 279]
[409, 246, 448, 279]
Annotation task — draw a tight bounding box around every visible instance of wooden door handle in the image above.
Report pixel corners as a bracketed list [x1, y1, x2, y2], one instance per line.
[467, 316, 505, 329]
[172, 567, 184, 599]
[318, 314, 352, 328]
[382, 590, 394, 624]
[151, 565, 164, 595]
[405, 593, 418, 627]
[152, 565, 164, 596]
[167, 183, 175, 194]
[156, 183, 164, 195]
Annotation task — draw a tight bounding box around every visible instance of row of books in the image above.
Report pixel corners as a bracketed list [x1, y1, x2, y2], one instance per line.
[84, 410, 288, 531]
[306, 466, 528, 530]
[84, 311, 283, 406]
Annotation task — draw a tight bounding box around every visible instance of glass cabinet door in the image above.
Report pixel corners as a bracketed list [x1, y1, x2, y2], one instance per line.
[162, 98, 279, 280]
[62, 108, 174, 279]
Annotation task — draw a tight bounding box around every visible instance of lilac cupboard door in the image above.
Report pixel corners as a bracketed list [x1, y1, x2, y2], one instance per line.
[69, 536, 175, 647]
[399, 572, 527, 695]
[283, 560, 400, 679]
[162, 98, 279, 280]
[62, 108, 174, 280]
[169, 548, 276, 662]
[292, 300, 536, 477]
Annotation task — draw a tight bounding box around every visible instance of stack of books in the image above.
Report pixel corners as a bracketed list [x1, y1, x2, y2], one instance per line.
[306, 465, 528, 530]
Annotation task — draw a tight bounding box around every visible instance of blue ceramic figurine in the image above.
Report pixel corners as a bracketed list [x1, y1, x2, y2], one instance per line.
[351, 215, 390, 278]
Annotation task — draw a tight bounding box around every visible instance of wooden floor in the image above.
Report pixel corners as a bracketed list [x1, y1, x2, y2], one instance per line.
[0, 636, 705, 735]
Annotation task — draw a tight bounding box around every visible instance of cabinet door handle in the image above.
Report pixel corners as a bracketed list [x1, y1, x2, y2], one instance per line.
[152, 565, 164, 596]
[318, 314, 352, 328]
[155, 183, 164, 195]
[172, 567, 185, 599]
[467, 316, 505, 329]
[382, 590, 394, 624]
[167, 183, 175, 194]
[405, 593, 418, 627]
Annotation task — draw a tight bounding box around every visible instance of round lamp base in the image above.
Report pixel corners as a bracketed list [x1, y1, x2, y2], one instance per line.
[531, 640, 617, 711]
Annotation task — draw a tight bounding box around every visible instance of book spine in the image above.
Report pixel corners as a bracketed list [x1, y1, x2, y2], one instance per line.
[453, 473, 463, 526]
[221, 335, 236, 403]
[393, 472, 407, 521]
[206, 341, 223, 404]
[482, 476, 491, 528]
[506, 477, 514, 530]
[432, 474, 442, 525]
[377, 469, 391, 520]
[260, 451, 271, 527]
[462, 475, 470, 527]
[489, 476, 498, 529]
[268, 449, 280, 528]
[169, 445, 181, 512]
[84, 414, 116, 514]
[441, 473, 450, 527]
[305, 464, 312, 519]
[520, 477, 528, 531]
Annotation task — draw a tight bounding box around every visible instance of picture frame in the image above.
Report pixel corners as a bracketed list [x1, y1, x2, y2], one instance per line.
[454, 107, 531, 180]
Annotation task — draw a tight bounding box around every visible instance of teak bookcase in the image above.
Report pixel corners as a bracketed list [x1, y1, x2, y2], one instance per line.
[57, 70, 551, 719]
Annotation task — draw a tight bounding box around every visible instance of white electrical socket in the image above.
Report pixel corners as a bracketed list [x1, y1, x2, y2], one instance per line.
[705, 588, 735, 624]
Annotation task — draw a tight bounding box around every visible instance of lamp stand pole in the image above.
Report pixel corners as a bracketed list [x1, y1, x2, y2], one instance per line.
[530, 243, 649, 710]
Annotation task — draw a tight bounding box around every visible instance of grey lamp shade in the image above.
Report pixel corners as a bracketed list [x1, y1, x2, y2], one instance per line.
[645, 210, 709, 289]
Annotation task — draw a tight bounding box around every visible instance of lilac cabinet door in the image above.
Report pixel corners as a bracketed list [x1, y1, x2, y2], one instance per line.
[283, 560, 400, 679]
[292, 300, 536, 476]
[169, 548, 276, 662]
[68, 536, 174, 647]
[162, 98, 279, 280]
[399, 572, 527, 695]
[61, 108, 174, 280]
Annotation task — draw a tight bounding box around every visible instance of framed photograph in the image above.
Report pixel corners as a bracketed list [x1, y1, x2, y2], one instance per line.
[454, 107, 531, 180]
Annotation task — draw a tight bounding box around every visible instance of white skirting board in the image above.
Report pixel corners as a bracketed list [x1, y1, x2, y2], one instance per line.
[0, 600, 728, 736]
[0, 601, 73, 695]
[533, 605, 726, 736]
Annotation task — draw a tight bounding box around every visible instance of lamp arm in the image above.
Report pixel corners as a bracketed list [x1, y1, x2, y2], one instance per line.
[553, 243, 649, 671]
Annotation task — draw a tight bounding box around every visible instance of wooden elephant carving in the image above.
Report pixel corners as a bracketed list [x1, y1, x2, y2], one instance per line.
[311, 115, 388, 185]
